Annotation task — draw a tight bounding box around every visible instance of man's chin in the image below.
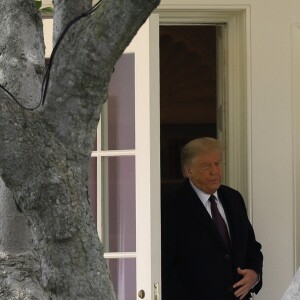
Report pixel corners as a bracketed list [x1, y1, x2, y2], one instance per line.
[209, 183, 221, 193]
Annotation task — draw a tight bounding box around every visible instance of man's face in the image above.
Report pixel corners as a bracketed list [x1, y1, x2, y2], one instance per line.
[185, 151, 222, 194]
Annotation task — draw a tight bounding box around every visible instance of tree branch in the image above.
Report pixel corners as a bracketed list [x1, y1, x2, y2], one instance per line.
[52, 0, 93, 44]
[42, 0, 160, 151]
[0, 0, 45, 108]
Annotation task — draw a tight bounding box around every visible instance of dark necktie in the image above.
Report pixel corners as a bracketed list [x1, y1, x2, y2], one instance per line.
[209, 195, 231, 249]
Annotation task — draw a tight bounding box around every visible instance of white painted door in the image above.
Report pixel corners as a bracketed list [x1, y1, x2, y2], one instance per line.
[89, 14, 161, 300]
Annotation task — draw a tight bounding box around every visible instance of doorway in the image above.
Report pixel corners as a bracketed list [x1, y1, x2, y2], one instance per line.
[160, 25, 219, 196]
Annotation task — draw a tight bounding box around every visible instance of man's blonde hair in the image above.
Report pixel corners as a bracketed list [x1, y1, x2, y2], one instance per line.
[181, 137, 223, 168]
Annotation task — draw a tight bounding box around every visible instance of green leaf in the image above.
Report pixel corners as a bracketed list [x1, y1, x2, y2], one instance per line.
[35, 0, 42, 10]
[41, 7, 54, 14]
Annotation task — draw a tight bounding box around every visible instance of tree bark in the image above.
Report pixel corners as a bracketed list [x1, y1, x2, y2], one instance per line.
[0, 179, 32, 253]
[0, 0, 160, 298]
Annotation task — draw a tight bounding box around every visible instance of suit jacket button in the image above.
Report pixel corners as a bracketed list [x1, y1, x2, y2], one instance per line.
[225, 254, 231, 261]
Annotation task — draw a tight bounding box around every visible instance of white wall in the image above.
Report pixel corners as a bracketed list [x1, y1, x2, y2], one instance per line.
[157, 0, 300, 299]
[43, 18, 53, 58]
[250, 2, 296, 298]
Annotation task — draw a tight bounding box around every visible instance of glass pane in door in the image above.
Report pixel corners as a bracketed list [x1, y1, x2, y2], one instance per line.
[107, 258, 136, 300]
[101, 156, 136, 253]
[102, 54, 135, 151]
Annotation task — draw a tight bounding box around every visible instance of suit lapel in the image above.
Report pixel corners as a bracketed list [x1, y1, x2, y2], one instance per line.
[217, 187, 239, 251]
[183, 180, 229, 251]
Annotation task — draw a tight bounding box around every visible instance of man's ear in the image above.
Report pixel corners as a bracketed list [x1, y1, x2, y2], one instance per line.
[183, 164, 192, 178]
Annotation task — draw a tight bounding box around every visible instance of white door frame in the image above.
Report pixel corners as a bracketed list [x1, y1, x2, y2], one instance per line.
[292, 24, 300, 270]
[134, 14, 161, 300]
[156, 6, 252, 214]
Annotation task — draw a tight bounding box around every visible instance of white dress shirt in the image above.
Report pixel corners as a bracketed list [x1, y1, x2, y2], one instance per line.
[189, 180, 230, 234]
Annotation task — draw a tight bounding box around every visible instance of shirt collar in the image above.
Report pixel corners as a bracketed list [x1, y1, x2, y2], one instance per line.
[189, 179, 219, 206]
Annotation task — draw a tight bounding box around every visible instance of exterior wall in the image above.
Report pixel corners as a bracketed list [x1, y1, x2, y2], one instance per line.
[157, 0, 300, 299]
[250, 2, 296, 299]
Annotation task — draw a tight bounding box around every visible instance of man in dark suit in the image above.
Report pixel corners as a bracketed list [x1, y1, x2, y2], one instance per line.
[162, 137, 263, 300]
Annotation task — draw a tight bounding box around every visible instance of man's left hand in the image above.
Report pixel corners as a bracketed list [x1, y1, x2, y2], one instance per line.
[233, 267, 259, 299]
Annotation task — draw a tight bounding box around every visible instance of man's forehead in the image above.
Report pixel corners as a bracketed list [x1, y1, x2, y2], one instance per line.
[194, 152, 221, 162]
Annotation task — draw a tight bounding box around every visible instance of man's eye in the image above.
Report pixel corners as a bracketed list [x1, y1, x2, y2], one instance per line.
[201, 164, 210, 169]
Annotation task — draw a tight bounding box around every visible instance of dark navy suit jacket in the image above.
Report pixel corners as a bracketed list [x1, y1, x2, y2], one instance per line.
[161, 179, 263, 300]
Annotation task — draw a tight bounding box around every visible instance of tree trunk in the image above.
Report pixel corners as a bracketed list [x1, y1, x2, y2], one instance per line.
[0, 0, 160, 298]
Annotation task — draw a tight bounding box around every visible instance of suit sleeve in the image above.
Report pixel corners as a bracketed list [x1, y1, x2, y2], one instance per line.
[246, 218, 263, 294]
[239, 193, 263, 294]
